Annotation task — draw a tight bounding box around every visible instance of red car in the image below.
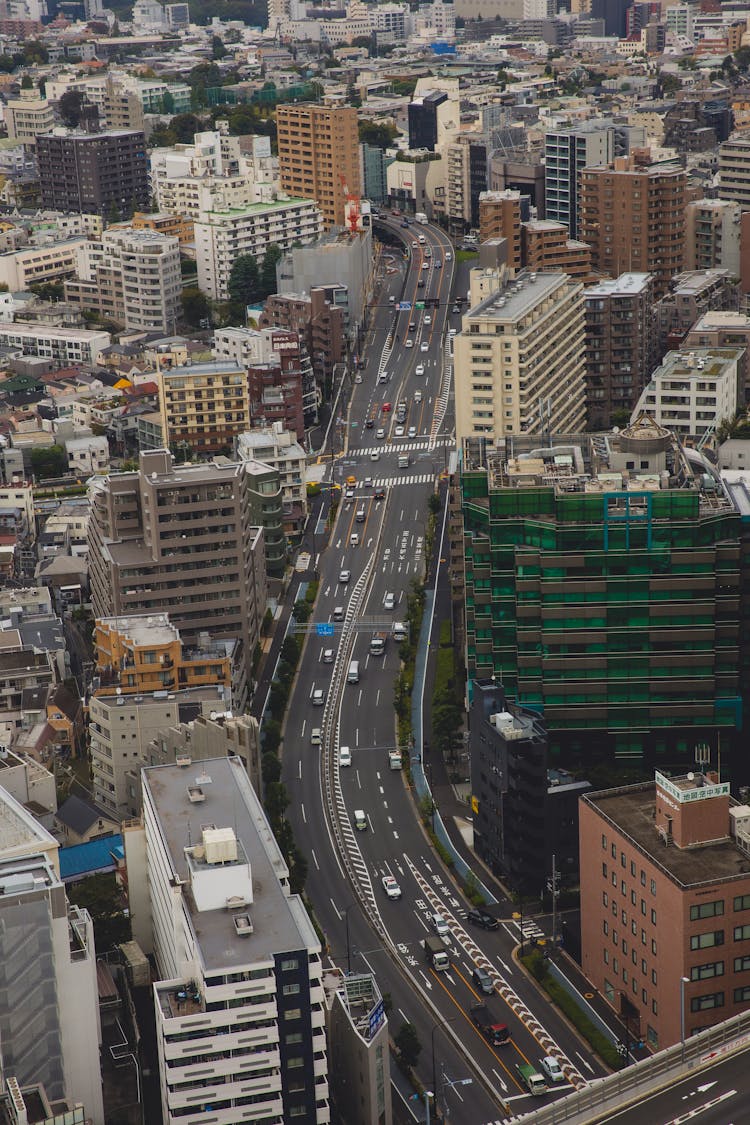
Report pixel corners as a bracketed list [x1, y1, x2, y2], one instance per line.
[382, 402, 392, 413]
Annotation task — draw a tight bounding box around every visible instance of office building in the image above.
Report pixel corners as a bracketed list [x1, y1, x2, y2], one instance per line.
[87, 449, 267, 678]
[469, 679, 590, 895]
[684, 311, 750, 403]
[580, 768, 750, 1051]
[544, 123, 614, 238]
[578, 156, 686, 298]
[454, 268, 586, 444]
[158, 360, 251, 455]
[584, 272, 655, 430]
[36, 130, 149, 218]
[324, 969, 391, 1125]
[685, 199, 743, 277]
[124, 755, 330, 1124]
[64, 227, 182, 334]
[194, 197, 323, 301]
[408, 90, 448, 153]
[443, 134, 489, 232]
[0, 786, 104, 1122]
[633, 348, 742, 441]
[457, 414, 744, 769]
[5, 92, 54, 145]
[276, 104, 360, 228]
[489, 156, 545, 214]
[718, 134, 750, 208]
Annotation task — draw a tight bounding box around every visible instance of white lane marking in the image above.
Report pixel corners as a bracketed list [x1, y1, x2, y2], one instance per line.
[301, 804, 306, 823]
[330, 898, 342, 921]
[311, 849, 320, 870]
[298, 760, 302, 779]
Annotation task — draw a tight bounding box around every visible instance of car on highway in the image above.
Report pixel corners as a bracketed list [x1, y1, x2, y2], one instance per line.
[346, 475, 357, 486]
[354, 373, 362, 383]
[408, 425, 417, 438]
[381, 875, 402, 900]
[404, 338, 414, 348]
[430, 913, 451, 942]
[435, 260, 442, 267]
[449, 328, 457, 337]
[375, 488, 386, 500]
[414, 389, 423, 402]
[472, 966, 495, 995]
[466, 908, 499, 931]
[384, 592, 395, 610]
[445, 250, 452, 260]
[364, 477, 373, 487]
[540, 1057, 565, 1085]
[322, 648, 334, 663]
[376, 427, 385, 439]
[409, 320, 416, 330]
[312, 688, 325, 706]
[370, 450, 380, 461]
[339, 570, 351, 584]
[412, 241, 419, 249]
[310, 728, 321, 746]
[424, 314, 432, 325]
[339, 745, 351, 767]
[350, 533, 359, 546]
[420, 341, 429, 352]
[378, 372, 388, 384]
[344, 487, 355, 501]
[452, 303, 460, 313]
[382, 402, 391, 412]
[421, 262, 429, 270]
[365, 417, 374, 428]
[415, 363, 425, 376]
[333, 606, 344, 621]
[418, 279, 425, 288]
[394, 425, 405, 437]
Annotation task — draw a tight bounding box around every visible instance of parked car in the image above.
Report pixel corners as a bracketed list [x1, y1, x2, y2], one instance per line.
[466, 909, 499, 931]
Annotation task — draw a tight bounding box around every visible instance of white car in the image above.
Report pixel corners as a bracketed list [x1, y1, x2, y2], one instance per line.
[364, 477, 373, 487]
[415, 363, 425, 376]
[382, 875, 402, 900]
[312, 688, 325, 706]
[414, 389, 423, 402]
[339, 745, 352, 767]
[448, 328, 457, 337]
[350, 532, 359, 546]
[445, 251, 453, 260]
[370, 450, 380, 461]
[412, 241, 419, 249]
[408, 425, 417, 438]
[421, 261, 429, 270]
[424, 314, 432, 325]
[430, 913, 451, 941]
[420, 341, 429, 352]
[345, 487, 355, 500]
[394, 425, 405, 437]
[310, 728, 321, 746]
[540, 1057, 565, 1084]
[322, 648, 334, 663]
[376, 427, 385, 439]
[405, 338, 414, 348]
[339, 570, 351, 584]
[384, 592, 395, 610]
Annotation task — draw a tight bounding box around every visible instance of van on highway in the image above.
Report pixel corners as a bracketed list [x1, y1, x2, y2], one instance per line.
[347, 660, 359, 684]
[356, 506, 366, 523]
[398, 454, 409, 469]
[354, 809, 367, 831]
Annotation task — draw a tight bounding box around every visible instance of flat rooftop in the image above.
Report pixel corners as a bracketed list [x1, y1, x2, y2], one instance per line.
[143, 756, 318, 969]
[97, 614, 180, 648]
[199, 196, 318, 220]
[584, 783, 750, 888]
[586, 272, 652, 297]
[467, 269, 569, 322]
[654, 347, 743, 381]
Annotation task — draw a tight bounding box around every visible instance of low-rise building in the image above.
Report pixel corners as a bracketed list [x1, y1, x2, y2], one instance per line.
[654, 270, 741, 360]
[0, 237, 88, 291]
[0, 324, 110, 366]
[632, 348, 742, 441]
[5, 91, 55, 145]
[64, 433, 110, 477]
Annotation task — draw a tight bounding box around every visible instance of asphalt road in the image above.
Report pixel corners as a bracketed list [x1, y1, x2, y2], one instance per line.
[280, 218, 605, 1124]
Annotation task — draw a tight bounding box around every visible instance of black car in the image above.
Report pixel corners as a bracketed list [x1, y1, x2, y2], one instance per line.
[365, 418, 374, 428]
[466, 909, 499, 931]
[374, 488, 386, 500]
[418, 279, 425, 288]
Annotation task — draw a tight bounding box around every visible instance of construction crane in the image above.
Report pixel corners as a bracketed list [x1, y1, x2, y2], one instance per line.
[339, 173, 361, 236]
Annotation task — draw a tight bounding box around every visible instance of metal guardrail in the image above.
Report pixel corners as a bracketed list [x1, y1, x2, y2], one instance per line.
[518, 1008, 750, 1124]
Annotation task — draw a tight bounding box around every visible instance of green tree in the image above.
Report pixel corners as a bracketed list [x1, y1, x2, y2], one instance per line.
[161, 89, 175, 114]
[262, 752, 282, 785]
[59, 89, 86, 128]
[29, 280, 63, 301]
[358, 119, 398, 149]
[211, 34, 228, 59]
[21, 74, 32, 89]
[181, 287, 211, 328]
[170, 112, 202, 143]
[66, 873, 131, 956]
[260, 243, 282, 298]
[228, 253, 260, 308]
[31, 445, 67, 480]
[394, 1022, 422, 1069]
[107, 200, 121, 225]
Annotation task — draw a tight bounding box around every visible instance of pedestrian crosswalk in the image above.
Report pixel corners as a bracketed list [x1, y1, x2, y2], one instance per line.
[342, 474, 435, 489]
[353, 437, 453, 457]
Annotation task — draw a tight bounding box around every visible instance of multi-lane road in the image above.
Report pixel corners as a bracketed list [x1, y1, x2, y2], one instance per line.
[280, 217, 605, 1123]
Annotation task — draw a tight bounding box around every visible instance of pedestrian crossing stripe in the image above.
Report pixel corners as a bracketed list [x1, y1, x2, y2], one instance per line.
[353, 437, 454, 457]
[367, 474, 435, 487]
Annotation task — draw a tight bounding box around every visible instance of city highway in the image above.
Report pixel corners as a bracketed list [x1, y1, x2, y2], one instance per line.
[280, 217, 603, 1122]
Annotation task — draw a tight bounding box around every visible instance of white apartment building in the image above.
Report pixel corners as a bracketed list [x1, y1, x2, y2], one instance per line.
[0, 324, 110, 366]
[5, 92, 55, 145]
[632, 347, 742, 440]
[0, 237, 88, 291]
[454, 268, 586, 443]
[718, 134, 750, 209]
[125, 756, 330, 1125]
[544, 123, 614, 238]
[151, 133, 278, 219]
[64, 433, 110, 476]
[66, 227, 182, 334]
[236, 422, 308, 525]
[0, 786, 104, 1123]
[195, 197, 323, 301]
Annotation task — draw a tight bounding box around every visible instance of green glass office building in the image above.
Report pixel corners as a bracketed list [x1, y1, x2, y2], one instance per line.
[458, 415, 747, 772]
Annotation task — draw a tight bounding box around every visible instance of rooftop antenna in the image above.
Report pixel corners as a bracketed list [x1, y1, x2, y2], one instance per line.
[695, 742, 710, 775]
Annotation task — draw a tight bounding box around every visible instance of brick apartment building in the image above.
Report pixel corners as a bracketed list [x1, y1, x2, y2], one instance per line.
[578, 155, 686, 299]
[276, 104, 360, 228]
[36, 130, 149, 218]
[580, 770, 750, 1052]
[261, 285, 347, 391]
[584, 272, 655, 430]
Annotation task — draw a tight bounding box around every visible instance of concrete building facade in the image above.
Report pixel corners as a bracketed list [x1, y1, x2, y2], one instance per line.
[544, 123, 615, 238]
[632, 348, 742, 441]
[684, 199, 744, 277]
[584, 272, 655, 430]
[36, 130, 149, 218]
[158, 360, 251, 455]
[276, 104, 360, 228]
[718, 134, 750, 208]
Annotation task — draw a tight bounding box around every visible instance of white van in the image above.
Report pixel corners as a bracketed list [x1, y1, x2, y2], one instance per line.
[347, 660, 359, 684]
[356, 506, 366, 523]
[354, 809, 367, 830]
[339, 745, 352, 767]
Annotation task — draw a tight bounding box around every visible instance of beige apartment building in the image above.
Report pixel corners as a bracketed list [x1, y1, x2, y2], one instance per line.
[276, 104, 360, 227]
[478, 189, 523, 267]
[87, 449, 267, 679]
[5, 92, 55, 145]
[718, 133, 750, 208]
[454, 268, 586, 443]
[578, 156, 686, 299]
[158, 359, 251, 455]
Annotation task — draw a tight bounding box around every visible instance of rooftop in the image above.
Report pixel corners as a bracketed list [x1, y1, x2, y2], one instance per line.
[143, 756, 319, 969]
[652, 347, 743, 382]
[199, 195, 319, 221]
[586, 272, 652, 297]
[584, 781, 750, 888]
[97, 613, 180, 648]
[467, 269, 572, 323]
[161, 359, 244, 378]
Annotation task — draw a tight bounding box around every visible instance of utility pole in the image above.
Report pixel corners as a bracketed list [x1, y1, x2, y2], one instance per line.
[548, 853, 560, 948]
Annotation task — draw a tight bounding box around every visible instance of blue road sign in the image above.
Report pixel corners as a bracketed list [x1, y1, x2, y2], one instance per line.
[316, 623, 335, 636]
[398, 301, 412, 310]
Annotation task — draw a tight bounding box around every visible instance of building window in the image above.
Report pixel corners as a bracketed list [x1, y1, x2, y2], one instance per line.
[283, 984, 301, 996]
[690, 992, 724, 1013]
[641, 871, 646, 886]
[612, 843, 616, 858]
[652, 939, 657, 955]
[284, 1008, 302, 1020]
[602, 834, 607, 849]
[691, 931, 724, 950]
[691, 961, 724, 981]
[652, 999, 658, 1015]
[647, 1025, 658, 1047]
[603, 892, 609, 907]
[651, 909, 657, 925]
[604, 949, 609, 964]
[734, 895, 750, 913]
[734, 925, 750, 941]
[286, 1033, 303, 1045]
[734, 986, 750, 1003]
[690, 901, 724, 921]
[604, 979, 615, 1002]
[287, 1057, 304, 1069]
[734, 955, 750, 973]
[650, 879, 656, 895]
[281, 959, 299, 971]
[603, 919, 609, 936]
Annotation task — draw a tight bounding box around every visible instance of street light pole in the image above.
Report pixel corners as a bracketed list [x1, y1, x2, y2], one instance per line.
[424, 1090, 432, 1125]
[680, 975, 690, 1063]
[432, 1017, 456, 1122]
[344, 904, 355, 974]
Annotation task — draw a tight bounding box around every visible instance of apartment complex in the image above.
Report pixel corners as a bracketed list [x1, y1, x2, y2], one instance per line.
[124, 756, 330, 1124]
[0, 323, 109, 366]
[0, 787, 104, 1122]
[64, 227, 182, 334]
[633, 348, 742, 440]
[213, 326, 313, 438]
[261, 286, 347, 391]
[718, 133, 750, 207]
[158, 360, 251, 454]
[276, 104, 360, 227]
[684, 198, 744, 276]
[584, 272, 655, 430]
[0, 237, 88, 291]
[578, 156, 686, 298]
[5, 92, 55, 145]
[580, 769, 750, 1051]
[236, 423, 308, 538]
[654, 270, 741, 359]
[684, 311, 750, 402]
[195, 197, 323, 301]
[454, 268, 586, 444]
[521, 219, 593, 281]
[544, 122, 614, 237]
[478, 189, 525, 265]
[36, 130, 149, 217]
[87, 450, 267, 676]
[457, 414, 744, 768]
